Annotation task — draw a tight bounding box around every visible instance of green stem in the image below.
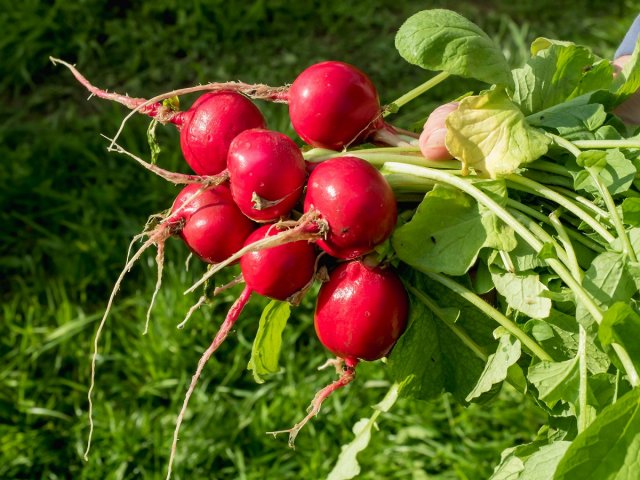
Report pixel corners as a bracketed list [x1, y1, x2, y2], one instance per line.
[527, 160, 573, 177]
[549, 133, 636, 261]
[549, 210, 590, 432]
[384, 163, 605, 321]
[384, 172, 437, 192]
[506, 175, 616, 244]
[385, 71, 451, 115]
[523, 170, 574, 189]
[347, 153, 459, 169]
[577, 326, 590, 433]
[548, 210, 584, 283]
[306, 149, 461, 170]
[549, 133, 582, 157]
[549, 186, 612, 223]
[614, 343, 640, 387]
[572, 139, 640, 150]
[588, 168, 638, 262]
[407, 285, 488, 362]
[507, 209, 570, 267]
[506, 199, 605, 253]
[407, 284, 525, 392]
[303, 146, 420, 161]
[419, 270, 553, 362]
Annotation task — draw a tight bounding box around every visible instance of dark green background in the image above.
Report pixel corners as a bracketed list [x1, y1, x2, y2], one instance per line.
[1, 1, 637, 478]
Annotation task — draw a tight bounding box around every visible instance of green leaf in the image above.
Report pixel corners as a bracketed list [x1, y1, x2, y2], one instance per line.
[388, 272, 497, 403]
[466, 331, 521, 402]
[446, 88, 550, 178]
[527, 100, 607, 137]
[395, 9, 511, 85]
[528, 357, 580, 408]
[491, 441, 571, 480]
[491, 269, 552, 319]
[599, 302, 640, 375]
[527, 309, 610, 374]
[392, 185, 488, 275]
[576, 251, 638, 328]
[570, 149, 636, 196]
[554, 387, 640, 480]
[510, 40, 612, 116]
[327, 383, 401, 480]
[392, 182, 515, 275]
[621, 198, 640, 227]
[475, 180, 518, 252]
[247, 300, 290, 383]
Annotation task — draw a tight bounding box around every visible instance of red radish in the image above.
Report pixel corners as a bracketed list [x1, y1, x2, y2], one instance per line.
[51, 58, 274, 175]
[167, 223, 317, 479]
[227, 128, 307, 222]
[179, 92, 266, 175]
[288, 61, 384, 150]
[304, 156, 397, 259]
[315, 261, 409, 361]
[186, 155, 397, 293]
[171, 183, 255, 263]
[241, 225, 317, 301]
[272, 260, 409, 446]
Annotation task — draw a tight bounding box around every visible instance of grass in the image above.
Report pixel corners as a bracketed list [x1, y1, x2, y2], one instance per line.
[1, 0, 636, 478]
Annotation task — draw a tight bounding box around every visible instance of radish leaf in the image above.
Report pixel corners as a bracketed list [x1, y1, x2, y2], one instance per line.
[395, 9, 511, 86]
[446, 88, 550, 178]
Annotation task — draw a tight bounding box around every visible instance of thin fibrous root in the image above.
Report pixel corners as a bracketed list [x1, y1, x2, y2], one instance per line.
[50, 57, 169, 118]
[102, 135, 229, 186]
[184, 210, 326, 295]
[111, 82, 289, 150]
[166, 286, 253, 480]
[286, 251, 325, 306]
[84, 226, 172, 460]
[267, 357, 358, 448]
[50, 56, 289, 150]
[144, 240, 165, 335]
[177, 274, 244, 329]
[177, 295, 207, 330]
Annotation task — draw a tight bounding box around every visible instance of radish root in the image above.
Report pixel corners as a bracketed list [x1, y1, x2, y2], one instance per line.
[102, 135, 230, 186]
[166, 285, 253, 480]
[84, 226, 172, 460]
[185, 210, 326, 295]
[177, 274, 245, 329]
[267, 357, 358, 447]
[144, 240, 165, 335]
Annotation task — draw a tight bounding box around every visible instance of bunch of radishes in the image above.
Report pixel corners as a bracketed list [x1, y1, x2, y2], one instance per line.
[55, 58, 412, 472]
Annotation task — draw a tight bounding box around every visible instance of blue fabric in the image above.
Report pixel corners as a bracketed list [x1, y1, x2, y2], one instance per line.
[615, 15, 640, 58]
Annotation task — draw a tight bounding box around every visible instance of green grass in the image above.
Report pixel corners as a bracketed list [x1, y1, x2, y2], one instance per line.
[1, 1, 636, 478]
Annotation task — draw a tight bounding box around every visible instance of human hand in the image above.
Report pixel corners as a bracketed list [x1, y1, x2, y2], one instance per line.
[613, 54, 640, 125]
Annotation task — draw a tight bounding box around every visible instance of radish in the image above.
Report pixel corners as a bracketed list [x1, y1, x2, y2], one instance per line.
[179, 92, 266, 175]
[185, 155, 397, 293]
[171, 183, 255, 263]
[418, 102, 459, 161]
[227, 128, 307, 222]
[272, 260, 409, 445]
[51, 58, 277, 175]
[240, 225, 317, 301]
[84, 181, 253, 460]
[167, 223, 317, 479]
[288, 61, 407, 150]
[304, 156, 397, 259]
